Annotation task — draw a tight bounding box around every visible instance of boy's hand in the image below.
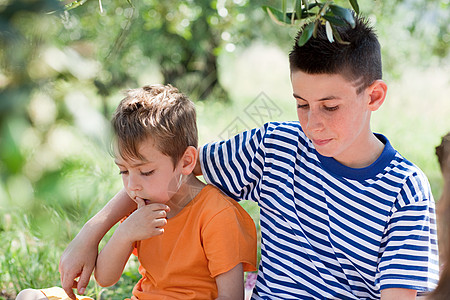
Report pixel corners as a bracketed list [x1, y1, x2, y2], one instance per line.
[118, 199, 169, 242]
[59, 237, 97, 299]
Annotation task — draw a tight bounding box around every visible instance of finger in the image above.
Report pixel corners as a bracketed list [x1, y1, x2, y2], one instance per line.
[135, 197, 146, 209]
[61, 271, 79, 300]
[148, 208, 168, 219]
[76, 266, 93, 295]
[154, 218, 168, 228]
[147, 203, 170, 212]
[156, 209, 167, 218]
[62, 282, 77, 300]
[154, 227, 165, 236]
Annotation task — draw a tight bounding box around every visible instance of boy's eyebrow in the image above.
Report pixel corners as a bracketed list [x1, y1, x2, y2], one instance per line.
[293, 93, 339, 101]
[114, 160, 151, 168]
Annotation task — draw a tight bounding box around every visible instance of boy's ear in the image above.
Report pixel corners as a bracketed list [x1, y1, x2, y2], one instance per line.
[367, 79, 387, 111]
[180, 146, 198, 175]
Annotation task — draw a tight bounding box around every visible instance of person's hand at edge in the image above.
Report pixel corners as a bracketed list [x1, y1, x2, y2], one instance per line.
[59, 234, 98, 299]
[59, 188, 137, 299]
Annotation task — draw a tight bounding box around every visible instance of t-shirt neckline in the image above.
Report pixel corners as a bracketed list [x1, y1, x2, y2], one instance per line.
[314, 133, 397, 180]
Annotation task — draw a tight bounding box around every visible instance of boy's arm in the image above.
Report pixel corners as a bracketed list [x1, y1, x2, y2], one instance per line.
[95, 201, 169, 287]
[94, 225, 135, 287]
[380, 288, 417, 299]
[59, 188, 136, 299]
[215, 263, 244, 300]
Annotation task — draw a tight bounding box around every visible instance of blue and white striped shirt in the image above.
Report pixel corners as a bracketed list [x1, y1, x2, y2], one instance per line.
[200, 121, 439, 299]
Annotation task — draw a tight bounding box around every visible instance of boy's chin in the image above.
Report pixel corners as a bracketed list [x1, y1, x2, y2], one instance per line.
[315, 149, 334, 157]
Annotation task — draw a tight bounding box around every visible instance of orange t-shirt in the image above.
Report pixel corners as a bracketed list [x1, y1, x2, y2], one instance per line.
[131, 184, 257, 300]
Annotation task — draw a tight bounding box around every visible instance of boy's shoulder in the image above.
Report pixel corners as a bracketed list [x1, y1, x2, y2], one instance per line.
[387, 145, 429, 182]
[394, 155, 433, 200]
[195, 184, 240, 207]
[263, 120, 303, 133]
[259, 121, 308, 143]
[377, 143, 434, 205]
[192, 185, 251, 218]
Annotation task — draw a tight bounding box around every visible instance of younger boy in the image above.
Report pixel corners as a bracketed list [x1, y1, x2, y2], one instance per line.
[18, 84, 257, 300]
[95, 84, 257, 299]
[60, 15, 439, 299]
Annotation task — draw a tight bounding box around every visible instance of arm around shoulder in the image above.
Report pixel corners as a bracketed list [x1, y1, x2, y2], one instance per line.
[59, 188, 136, 296]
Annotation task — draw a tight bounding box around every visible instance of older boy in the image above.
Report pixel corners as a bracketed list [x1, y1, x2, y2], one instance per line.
[60, 16, 438, 299]
[18, 84, 257, 300]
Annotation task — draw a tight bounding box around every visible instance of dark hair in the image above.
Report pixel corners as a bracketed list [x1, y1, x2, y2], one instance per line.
[112, 84, 198, 167]
[289, 15, 382, 94]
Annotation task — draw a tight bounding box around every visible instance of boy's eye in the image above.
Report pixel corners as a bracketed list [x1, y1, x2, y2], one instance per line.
[140, 170, 154, 176]
[324, 105, 339, 112]
[119, 170, 128, 175]
[297, 104, 309, 109]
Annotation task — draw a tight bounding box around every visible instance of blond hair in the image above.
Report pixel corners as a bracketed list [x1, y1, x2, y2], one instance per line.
[112, 84, 198, 167]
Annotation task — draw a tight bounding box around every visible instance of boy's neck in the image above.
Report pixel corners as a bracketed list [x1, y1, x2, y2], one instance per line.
[335, 132, 385, 169]
[166, 174, 205, 219]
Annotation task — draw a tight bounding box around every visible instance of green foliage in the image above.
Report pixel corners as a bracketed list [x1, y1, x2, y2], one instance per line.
[50, 0, 289, 101]
[360, 0, 450, 75]
[263, 0, 359, 45]
[0, 213, 60, 290]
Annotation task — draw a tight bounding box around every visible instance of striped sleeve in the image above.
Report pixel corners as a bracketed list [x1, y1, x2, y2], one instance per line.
[199, 123, 269, 202]
[377, 173, 440, 293]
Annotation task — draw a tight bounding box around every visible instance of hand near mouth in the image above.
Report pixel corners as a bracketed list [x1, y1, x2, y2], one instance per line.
[135, 196, 152, 209]
[119, 200, 171, 242]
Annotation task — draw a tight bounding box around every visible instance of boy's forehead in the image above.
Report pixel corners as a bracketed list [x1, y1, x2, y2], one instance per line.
[290, 71, 360, 98]
[114, 153, 150, 167]
[113, 140, 156, 165]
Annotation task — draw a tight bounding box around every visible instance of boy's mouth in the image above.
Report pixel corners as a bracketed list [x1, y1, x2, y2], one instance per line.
[312, 138, 332, 146]
[134, 196, 152, 205]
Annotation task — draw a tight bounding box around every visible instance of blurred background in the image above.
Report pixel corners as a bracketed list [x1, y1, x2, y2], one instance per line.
[1, 0, 449, 298]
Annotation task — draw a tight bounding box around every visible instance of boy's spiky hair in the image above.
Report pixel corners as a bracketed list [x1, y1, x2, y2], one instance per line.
[112, 84, 198, 167]
[289, 15, 382, 94]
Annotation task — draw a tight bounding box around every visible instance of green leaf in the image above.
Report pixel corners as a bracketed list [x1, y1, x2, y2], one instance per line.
[297, 22, 315, 46]
[300, 3, 319, 18]
[64, 0, 88, 11]
[322, 14, 348, 27]
[296, 0, 303, 17]
[349, 0, 360, 14]
[262, 6, 291, 25]
[331, 24, 350, 45]
[286, 11, 316, 21]
[329, 4, 355, 28]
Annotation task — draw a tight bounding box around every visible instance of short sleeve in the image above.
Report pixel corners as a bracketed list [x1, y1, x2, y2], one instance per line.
[200, 123, 269, 202]
[377, 175, 439, 293]
[202, 205, 257, 277]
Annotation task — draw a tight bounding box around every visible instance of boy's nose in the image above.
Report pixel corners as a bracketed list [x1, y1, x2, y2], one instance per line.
[306, 110, 324, 132]
[127, 174, 142, 191]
